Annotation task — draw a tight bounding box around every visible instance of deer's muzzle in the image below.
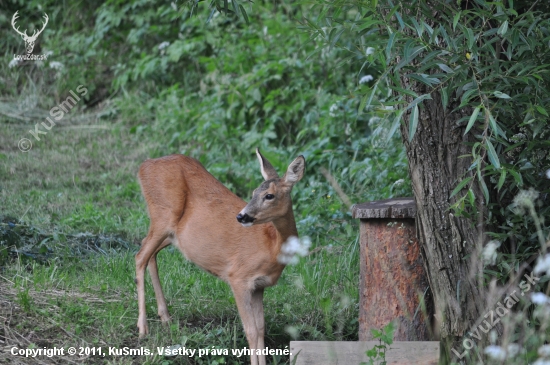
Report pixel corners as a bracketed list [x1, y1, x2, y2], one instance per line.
[236, 213, 255, 226]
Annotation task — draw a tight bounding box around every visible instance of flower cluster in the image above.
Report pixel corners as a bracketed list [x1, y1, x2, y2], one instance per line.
[511, 187, 539, 214]
[484, 343, 521, 361]
[482, 240, 501, 266]
[534, 254, 550, 277]
[359, 75, 374, 84]
[277, 236, 311, 265]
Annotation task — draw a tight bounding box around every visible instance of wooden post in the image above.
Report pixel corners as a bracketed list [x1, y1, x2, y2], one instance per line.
[352, 198, 432, 341]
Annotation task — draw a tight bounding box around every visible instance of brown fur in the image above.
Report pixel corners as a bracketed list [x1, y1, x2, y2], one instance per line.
[135, 150, 305, 365]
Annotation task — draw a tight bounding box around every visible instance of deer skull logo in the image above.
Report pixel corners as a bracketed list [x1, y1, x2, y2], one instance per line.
[11, 11, 49, 54]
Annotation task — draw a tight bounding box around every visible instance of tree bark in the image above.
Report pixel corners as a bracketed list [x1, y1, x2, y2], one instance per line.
[400, 90, 488, 363]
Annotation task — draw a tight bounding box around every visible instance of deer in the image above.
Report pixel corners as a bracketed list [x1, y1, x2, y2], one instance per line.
[135, 148, 306, 365]
[11, 11, 49, 54]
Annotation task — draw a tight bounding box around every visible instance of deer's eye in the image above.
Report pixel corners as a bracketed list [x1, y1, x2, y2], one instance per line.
[265, 194, 275, 200]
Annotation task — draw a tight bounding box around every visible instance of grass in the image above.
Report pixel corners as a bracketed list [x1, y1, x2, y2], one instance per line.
[0, 239, 359, 364]
[0, 96, 360, 364]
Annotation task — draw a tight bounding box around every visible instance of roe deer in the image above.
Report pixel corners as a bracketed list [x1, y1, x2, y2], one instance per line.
[136, 148, 306, 365]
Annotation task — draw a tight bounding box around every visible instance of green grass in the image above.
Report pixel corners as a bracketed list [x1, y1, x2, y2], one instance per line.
[0, 103, 359, 364]
[0, 2, 411, 362]
[1, 235, 359, 364]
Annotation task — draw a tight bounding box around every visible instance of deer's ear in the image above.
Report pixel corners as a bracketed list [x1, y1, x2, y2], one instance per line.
[283, 155, 305, 185]
[256, 148, 279, 181]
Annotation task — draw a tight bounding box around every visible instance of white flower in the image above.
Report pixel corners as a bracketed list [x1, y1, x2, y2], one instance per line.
[329, 103, 339, 117]
[510, 133, 526, 141]
[368, 116, 381, 126]
[532, 292, 550, 305]
[512, 187, 539, 214]
[482, 240, 501, 265]
[8, 58, 20, 68]
[505, 343, 521, 358]
[539, 345, 550, 358]
[359, 75, 374, 84]
[277, 236, 311, 265]
[44, 50, 54, 57]
[345, 123, 352, 136]
[393, 179, 404, 186]
[365, 47, 375, 55]
[158, 41, 170, 51]
[534, 254, 550, 276]
[49, 61, 64, 70]
[534, 359, 550, 365]
[484, 345, 506, 361]
[546, 169, 550, 179]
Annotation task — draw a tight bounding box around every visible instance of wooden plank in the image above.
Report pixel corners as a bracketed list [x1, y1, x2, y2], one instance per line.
[290, 341, 439, 365]
[352, 198, 416, 219]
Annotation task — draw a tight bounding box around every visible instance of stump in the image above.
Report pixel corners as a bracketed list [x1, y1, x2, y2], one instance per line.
[352, 198, 432, 341]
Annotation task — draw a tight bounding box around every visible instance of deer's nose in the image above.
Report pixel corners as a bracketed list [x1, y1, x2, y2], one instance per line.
[236, 213, 255, 224]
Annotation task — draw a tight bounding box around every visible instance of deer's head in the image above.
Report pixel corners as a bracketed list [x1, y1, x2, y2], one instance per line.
[11, 11, 49, 54]
[237, 149, 305, 227]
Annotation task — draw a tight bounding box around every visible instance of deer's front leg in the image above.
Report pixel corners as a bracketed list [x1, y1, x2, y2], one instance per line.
[251, 288, 266, 365]
[231, 283, 262, 365]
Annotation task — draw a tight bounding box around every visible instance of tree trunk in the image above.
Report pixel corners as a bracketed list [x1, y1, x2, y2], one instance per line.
[400, 91, 489, 363]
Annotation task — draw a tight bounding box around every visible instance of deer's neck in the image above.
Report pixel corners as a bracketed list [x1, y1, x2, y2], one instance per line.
[271, 209, 298, 251]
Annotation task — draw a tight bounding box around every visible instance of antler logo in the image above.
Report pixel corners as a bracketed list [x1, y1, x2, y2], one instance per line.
[11, 11, 49, 54]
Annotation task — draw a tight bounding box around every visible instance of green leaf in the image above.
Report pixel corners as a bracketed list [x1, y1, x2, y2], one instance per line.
[239, 5, 249, 24]
[394, 10, 405, 30]
[453, 12, 461, 31]
[386, 32, 397, 63]
[465, 27, 475, 49]
[406, 94, 432, 110]
[498, 20, 508, 36]
[366, 348, 378, 357]
[536, 105, 549, 116]
[359, 92, 369, 115]
[358, 81, 380, 114]
[441, 87, 449, 110]
[438, 63, 453, 73]
[493, 91, 511, 99]
[421, 50, 443, 65]
[386, 109, 404, 142]
[509, 170, 523, 187]
[408, 105, 419, 142]
[395, 45, 425, 71]
[486, 139, 501, 169]
[487, 111, 498, 134]
[460, 89, 478, 107]
[411, 17, 424, 38]
[464, 105, 481, 135]
[407, 73, 440, 86]
[479, 178, 489, 203]
[450, 176, 473, 198]
[468, 188, 475, 206]
[497, 169, 507, 192]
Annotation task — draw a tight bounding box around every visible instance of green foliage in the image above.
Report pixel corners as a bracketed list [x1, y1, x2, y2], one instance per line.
[361, 321, 395, 365]
[2, 0, 411, 233]
[303, 0, 550, 274]
[1, 0, 411, 362]
[304, 0, 550, 363]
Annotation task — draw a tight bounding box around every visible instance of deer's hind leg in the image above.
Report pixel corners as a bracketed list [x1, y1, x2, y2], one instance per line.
[148, 238, 172, 324]
[136, 227, 171, 337]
